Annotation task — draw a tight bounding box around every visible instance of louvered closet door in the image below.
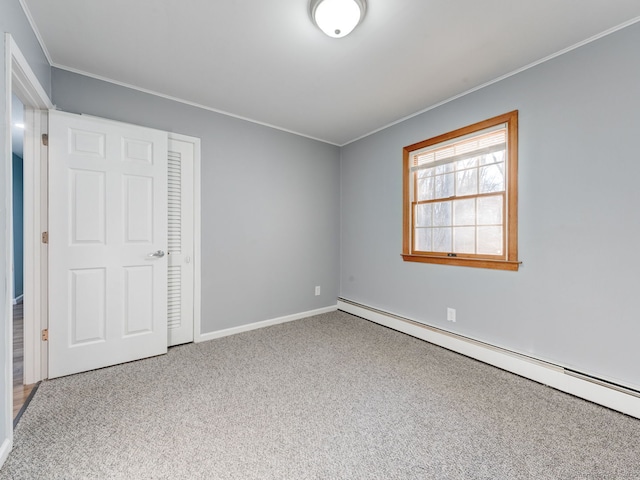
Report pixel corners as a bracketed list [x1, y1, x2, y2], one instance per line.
[167, 137, 195, 346]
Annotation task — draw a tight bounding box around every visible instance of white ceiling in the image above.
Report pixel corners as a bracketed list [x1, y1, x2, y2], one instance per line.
[21, 0, 640, 146]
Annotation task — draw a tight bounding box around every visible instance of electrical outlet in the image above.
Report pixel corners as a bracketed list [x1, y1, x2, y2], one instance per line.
[315, 286, 321, 296]
[447, 307, 456, 322]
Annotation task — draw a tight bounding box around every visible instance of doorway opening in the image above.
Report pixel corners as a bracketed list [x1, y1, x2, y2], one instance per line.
[11, 94, 37, 423]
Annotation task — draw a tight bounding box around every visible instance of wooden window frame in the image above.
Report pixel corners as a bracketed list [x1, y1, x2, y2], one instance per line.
[402, 111, 520, 271]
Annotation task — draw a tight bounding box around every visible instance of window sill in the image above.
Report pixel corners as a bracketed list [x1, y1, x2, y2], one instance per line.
[401, 254, 521, 271]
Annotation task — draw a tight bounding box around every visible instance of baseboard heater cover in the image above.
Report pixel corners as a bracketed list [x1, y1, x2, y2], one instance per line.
[563, 369, 640, 399]
[337, 297, 640, 418]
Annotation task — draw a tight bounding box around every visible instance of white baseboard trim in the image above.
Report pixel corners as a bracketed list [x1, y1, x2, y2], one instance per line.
[195, 305, 338, 343]
[338, 298, 640, 419]
[12, 294, 23, 305]
[0, 437, 11, 470]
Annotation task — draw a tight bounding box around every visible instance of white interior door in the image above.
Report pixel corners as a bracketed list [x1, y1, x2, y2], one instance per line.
[48, 111, 168, 378]
[167, 136, 195, 346]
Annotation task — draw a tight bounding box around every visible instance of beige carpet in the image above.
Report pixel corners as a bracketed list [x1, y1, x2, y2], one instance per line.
[2, 311, 640, 479]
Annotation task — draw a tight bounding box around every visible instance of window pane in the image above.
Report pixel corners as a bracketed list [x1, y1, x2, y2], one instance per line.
[416, 204, 432, 226]
[453, 198, 475, 226]
[416, 177, 435, 201]
[435, 163, 454, 175]
[417, 166, 435, 178]
[456, 157, 478, 169]
[453, 227, 475, 254]
[479, 163, 505, 193]
[477, 226, 503, 255]
[434, 173, 454, 198]
[477, 195, 503, 225]
[415, 228, 431, 251]
[433, 227, 452, 252]
[456, 169, 478, 196]
[479, 150, 504, 166]
[433, 201, 452, 226]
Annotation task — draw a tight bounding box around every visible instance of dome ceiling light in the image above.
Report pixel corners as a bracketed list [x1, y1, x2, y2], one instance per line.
[310, 0, 367, 38]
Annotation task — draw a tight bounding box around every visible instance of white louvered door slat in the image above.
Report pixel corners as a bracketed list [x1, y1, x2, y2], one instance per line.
[167, 151, 182, 331]
[168, 152, 182, 255]
[167, 138, 194, 346]
[167, 266, 182, 328]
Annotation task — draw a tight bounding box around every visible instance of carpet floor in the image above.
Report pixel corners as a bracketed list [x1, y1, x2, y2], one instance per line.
[2, 311, 640, 479]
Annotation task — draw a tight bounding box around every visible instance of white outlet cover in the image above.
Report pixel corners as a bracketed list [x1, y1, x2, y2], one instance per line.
[447, 308, 456, 322]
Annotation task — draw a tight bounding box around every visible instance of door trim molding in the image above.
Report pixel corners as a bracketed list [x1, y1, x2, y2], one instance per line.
[3, 32, 52, 469]
[8, 35, 51, 111]
[9, 34, 52, 387]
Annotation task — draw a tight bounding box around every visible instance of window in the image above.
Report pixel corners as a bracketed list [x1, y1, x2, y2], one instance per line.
[402, 111, 519, 271]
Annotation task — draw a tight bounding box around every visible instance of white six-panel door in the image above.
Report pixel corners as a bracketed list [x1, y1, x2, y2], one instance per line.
[48, 111, 168, 378]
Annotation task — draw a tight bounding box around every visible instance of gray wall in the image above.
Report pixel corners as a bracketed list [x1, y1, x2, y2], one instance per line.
[52, 69, 341, 334]
[0, 0, 51, 453]
[340, 22, 640, 391]
[0, 1, 52, 97]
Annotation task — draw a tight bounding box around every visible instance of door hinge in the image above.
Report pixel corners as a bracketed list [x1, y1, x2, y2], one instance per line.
[41, 329, 48, 341]
[42, 231, 48, 244]
[42, 133, 48, 146]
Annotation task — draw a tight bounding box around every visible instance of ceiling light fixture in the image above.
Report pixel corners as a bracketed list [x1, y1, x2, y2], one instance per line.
[310, 0, 366, 39]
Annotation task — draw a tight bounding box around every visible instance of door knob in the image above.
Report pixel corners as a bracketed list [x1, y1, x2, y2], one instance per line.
[147, 250, 165, 258]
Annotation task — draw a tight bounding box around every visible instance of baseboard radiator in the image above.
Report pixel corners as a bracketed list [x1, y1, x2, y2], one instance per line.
[337, 297, 640, 418]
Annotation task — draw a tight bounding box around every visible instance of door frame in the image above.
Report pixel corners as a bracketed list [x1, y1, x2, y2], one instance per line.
[22, 107, 49, 383]
[9, 35, 52, 385]
[2, 33, 52, 467]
